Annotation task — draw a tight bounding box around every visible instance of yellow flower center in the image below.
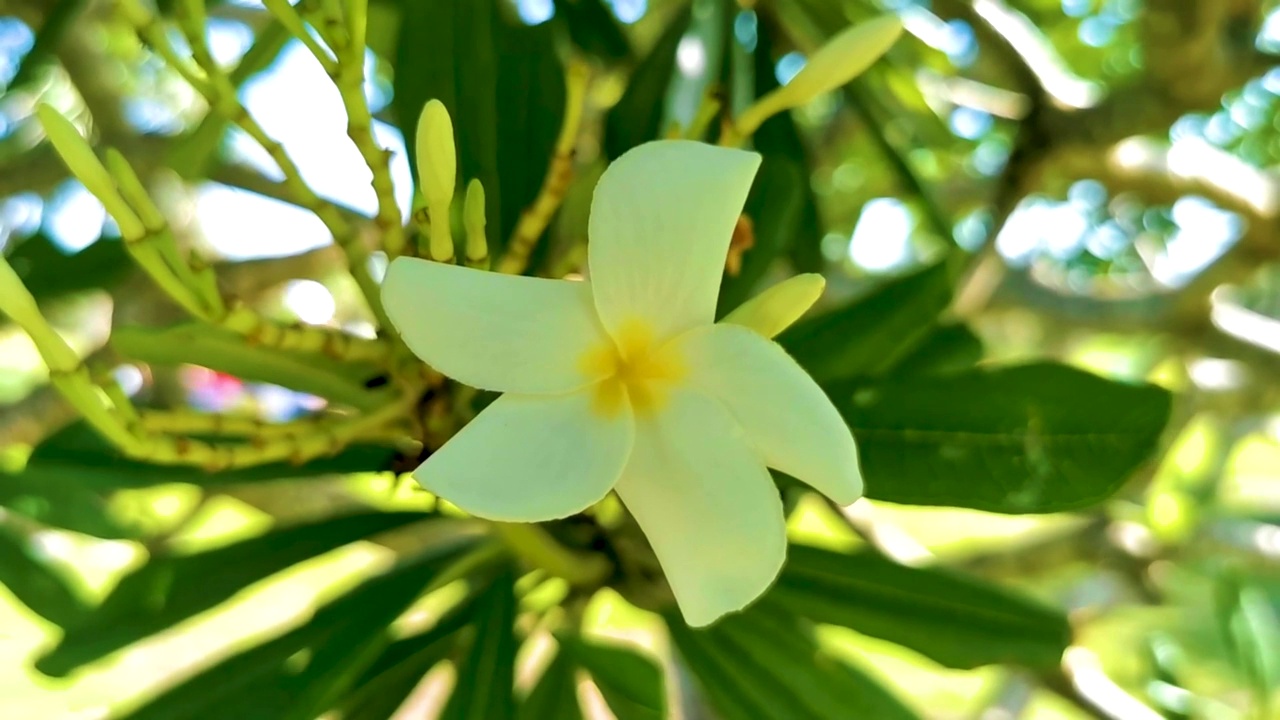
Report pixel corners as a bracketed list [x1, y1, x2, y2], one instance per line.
[579, 319, 685, 417]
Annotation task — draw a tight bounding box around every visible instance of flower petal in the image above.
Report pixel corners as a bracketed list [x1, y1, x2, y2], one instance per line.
[676, 324, 863, 505]
[413, 390, 633, 521]
[615, 389, 786, 627]
[588, 140, 761, 342]
[383, 257, 611, 394]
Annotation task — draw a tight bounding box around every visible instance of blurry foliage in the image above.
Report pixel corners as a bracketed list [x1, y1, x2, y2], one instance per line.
[0, 0, 1278, 718]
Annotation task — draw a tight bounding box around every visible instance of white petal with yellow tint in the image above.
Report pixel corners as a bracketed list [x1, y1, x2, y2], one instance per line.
[414, 390, 634, 522]
[587, 140, 761, 343]
[676, 324, 863, 505]
[615, 389, 786, 626]
[383, 257, 611, 394]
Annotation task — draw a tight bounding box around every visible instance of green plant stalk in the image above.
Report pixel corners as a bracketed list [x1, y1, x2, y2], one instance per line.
[423, 539, 509, 595]
[343, 0, 368, 60]
[111, 324, 393, 412]
[326, 19, 406, 258]
[490, 522, 611, 587]
[126, 2, 392, 333]
[260, 0, 338, 72]
[103, 148, 224, 316]
[311, 0, 352, 51]
[497, 60, 591, 275]
[4, 252, 415, 469]
[0, 255, 138, 451]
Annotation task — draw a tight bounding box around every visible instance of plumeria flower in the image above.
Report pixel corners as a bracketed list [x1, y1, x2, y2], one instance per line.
[383, 140, 862, 626]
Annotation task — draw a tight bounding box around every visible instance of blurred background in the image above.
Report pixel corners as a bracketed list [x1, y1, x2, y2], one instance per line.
[0, 0, 1279, 718]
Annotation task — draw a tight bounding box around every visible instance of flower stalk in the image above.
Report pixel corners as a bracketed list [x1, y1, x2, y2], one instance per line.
[490, 522, 611, 588]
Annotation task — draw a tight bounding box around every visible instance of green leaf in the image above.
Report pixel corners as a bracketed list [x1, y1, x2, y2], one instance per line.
[0, 464, 137, 538]
[773, 544, 1072, 670]
[887, 323, 984, 377]
[750, 16, 824, 274]
[557, 635, 666, 720]
[716, 155, 803, 316]
[113, 543, 473, 720]
[554, 0, 631, 63]
[665, 620, 762, 720]
[15, 422, 397, 490]
[441, 570, 518, 720]
[778, 262, 953, 384]
[341, 571, 496, 720]
[0, 526, 88, 627]
[1213, 571, 1280, 713]
[3, 234, 131, 306]
[520, 651, 584, 720]
[36, 511, 444, 677]
[111, 324, 392, 412]
[493, 18, 565, 252]
[279, 540, 483, 717]
[840, 362, 1173, 513]
[711, 603, 920, 720]
[603, 5, 692, 159]
[394, 0, 501, 240]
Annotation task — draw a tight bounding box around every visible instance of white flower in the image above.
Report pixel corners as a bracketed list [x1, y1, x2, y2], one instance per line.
[382, 140, 862, 626]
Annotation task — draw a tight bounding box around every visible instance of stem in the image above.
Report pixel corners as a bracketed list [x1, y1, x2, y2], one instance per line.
[497, 59, 591, 275]
[490, 522, 611, 587]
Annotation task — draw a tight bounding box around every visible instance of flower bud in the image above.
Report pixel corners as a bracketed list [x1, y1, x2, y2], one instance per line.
[35, 104, 146, 240]
[415, 99, 457, 209]
[463, 179, 487, 265]
[722, 273, 825, 339]
[782, 15, 903, 106]
[103, 148, 165, 232]
[734, 15, 903, 139]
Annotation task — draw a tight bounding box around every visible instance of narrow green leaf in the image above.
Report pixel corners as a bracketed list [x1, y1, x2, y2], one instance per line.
[493, 17, 565, 251]
[342, 638, 454, 720]
[0, 466, 136, 538]
[840, 362, 1173, 513]
[3, 235, 131, 306]
[15, 422, 396, 490]
[886, 323, 983, 377]
[394, 0, 502, 237]
[342, 578, 494, 720]
[750, 16, 825, 274]
[557, 634, 665, 720]
[712, 603, 920, 720]
[670, 614, 808, 717]
[111, 324, 392, 412]
[603, 5, 692, 159]
[554, 0, 631, 63]
[774, 544, 1072, 670]
[520, 650, 584, 720]
[113, 544, 472, 720]
[36, 511, 443, 677]
[1214, 571, 1280, 714]
[778, 262, 952, 384]
[280, 540, 493, 720]
[665, 620, 761, 720]
[0, 527, 88, 627]
[441, 570, 518, 720]
[716, 155, 803, 315]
